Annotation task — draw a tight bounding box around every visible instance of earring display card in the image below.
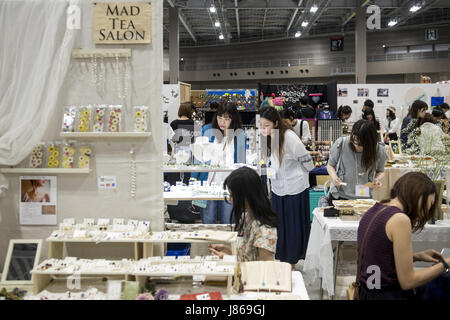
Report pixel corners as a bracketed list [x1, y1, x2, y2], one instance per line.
[240, 261, 292, 292]
[98, 176, 117, 189]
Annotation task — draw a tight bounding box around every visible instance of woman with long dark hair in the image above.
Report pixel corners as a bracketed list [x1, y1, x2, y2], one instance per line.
[382, 106, 400, 143]
[326, 119, 387, 203]
[197, 102, 246, 224]
[363, 108, 381, 131]
[209, 167, 279, 261]
[259, 107, 314, 267]
[400, 100, 428, 151]
[357, 172, 450, 300]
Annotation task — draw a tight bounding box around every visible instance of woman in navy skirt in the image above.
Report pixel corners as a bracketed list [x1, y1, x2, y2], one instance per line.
[259, 107, 315, 267]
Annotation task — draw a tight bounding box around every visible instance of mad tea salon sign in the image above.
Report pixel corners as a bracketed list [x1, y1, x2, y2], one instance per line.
[94, 2, 151, 44]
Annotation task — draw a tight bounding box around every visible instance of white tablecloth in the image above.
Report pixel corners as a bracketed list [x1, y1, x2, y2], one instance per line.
[303, 208, 450, 297]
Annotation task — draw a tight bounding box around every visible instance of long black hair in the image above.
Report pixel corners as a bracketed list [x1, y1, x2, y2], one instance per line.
[350, 119, 379, 171]
[259, 106, 293, 162]
[224, 167, 279, 236]
[212, 102, 242, 132]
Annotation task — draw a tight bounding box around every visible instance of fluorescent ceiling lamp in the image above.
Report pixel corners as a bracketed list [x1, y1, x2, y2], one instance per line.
[295, 31, 301, 38]
[410, 5, 421, 13]
[215, 21, 220, 27]
[382, 44, 386, 48]
[209, 6, 216, 13]
[301, 21, 309, 27]
[219, 34, 224, 40]
[310, 5, 318, 13]
[388, 20, 397, 27]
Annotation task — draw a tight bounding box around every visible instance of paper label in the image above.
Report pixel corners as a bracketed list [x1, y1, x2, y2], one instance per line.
[107, 281, 122, 300]
[355, 185, 370, 198]
[98, 176, 117, 189]
[267, 168, 277, 179]
[196, 293, 211, 300]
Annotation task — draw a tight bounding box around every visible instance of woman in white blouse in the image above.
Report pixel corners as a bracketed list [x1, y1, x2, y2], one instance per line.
[259, 107, 315, 267]
[382, 106, 401, 144]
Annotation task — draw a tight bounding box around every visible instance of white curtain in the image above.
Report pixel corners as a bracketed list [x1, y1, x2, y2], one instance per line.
[0, 0, 78, 166]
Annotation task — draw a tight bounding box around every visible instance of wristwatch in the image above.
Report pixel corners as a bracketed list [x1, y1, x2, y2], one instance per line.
[441, 259, 450, 273]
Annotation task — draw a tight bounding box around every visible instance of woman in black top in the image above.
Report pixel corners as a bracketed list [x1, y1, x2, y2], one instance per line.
[170, 102, 195, 146]
[363, 108, 380, 131]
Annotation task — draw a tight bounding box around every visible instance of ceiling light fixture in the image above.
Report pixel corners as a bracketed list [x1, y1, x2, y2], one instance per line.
[295, 31, 301, 38]
[382, 44, 386, 48]
[310, 5, 318, 13]
[301, 21, 309, 27]
[209, 5, 216, 13]
[388, 20, 398, 27]
[410, 5, 421, 13]
[215, 21, 220, 27]
[219, 34, 224, 40]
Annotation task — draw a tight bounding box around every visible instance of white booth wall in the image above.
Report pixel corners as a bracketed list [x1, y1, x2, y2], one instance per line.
[0, 0, 164, 265]
[337, 84, 450, 123]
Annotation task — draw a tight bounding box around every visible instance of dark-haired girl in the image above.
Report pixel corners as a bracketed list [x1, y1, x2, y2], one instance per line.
[326, 119, 387, 203]
[196, 102, 246, 224]
[401, 100, 428, 151]
[209, 167, 279, 262]
[336, 105, 353, 122]
[259, 107, 314, 266]
[363, 108, 381, 131]
[357, 172, 450, 300]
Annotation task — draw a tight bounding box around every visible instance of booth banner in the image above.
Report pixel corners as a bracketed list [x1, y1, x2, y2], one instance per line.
[94, 2, 151, 44]
[19, 176, 57, 225]
[205, 89, 257, 111]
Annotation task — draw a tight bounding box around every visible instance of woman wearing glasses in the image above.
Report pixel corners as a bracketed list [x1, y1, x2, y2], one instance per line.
[196, 102, 246, 224]
[259, 107, 315, 267]
[209, 167, 279, 261]
[326, 119, 388, 205]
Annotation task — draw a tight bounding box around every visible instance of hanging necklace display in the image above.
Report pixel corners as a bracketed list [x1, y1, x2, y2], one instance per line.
[115, 54, 129, 101]
[91, 55, 98, 85]
[130, 147, 136, 199]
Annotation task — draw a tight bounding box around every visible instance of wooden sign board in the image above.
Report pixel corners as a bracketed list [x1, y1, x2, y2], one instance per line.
[94, 2, 151, 44]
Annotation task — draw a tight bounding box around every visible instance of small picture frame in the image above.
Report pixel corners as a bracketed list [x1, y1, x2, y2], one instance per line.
[1, 239, 42, 285]
[389, 140, 401, 155]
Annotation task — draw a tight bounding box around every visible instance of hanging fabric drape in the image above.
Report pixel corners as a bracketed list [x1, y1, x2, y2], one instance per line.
[0, 0, 78, 166]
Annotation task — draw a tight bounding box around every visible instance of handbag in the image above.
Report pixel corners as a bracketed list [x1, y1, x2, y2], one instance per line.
[348, 206, 388, 300]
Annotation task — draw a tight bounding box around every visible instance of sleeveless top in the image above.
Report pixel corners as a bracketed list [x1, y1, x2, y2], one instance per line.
[357, 202, 404, 289]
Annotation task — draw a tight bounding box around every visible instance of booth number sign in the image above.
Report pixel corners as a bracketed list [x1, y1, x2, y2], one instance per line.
[425, 29, 438, 41]
[94, 2, 151, 44]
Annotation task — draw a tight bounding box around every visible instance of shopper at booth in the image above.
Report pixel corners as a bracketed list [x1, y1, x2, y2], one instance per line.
[400, 100, 428, 151]
[382, 106, 401, 143]
[194, 102, 246, 224]
[259, 107, 314, 266]
[209, 167, 279, 262]
[298, 96, 316, 119]
[361, 99, 374, 117]
[336, 105, 353, 122]
[440, 103, 450, 118]
[362, 108, 381, 131]
[357, 172, 450, 300]
[326, 119, 387, 204]
[170, 102, 195, 145]
[281, 108, 311, 144]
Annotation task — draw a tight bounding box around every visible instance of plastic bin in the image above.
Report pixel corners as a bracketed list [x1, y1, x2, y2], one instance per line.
[309, 189, 325, 221]
[166, 243, 191, 257]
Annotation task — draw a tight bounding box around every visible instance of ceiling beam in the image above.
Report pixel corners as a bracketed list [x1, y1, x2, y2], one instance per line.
[291, 0, 313, 33]
[166, 0, 198, 43]
[262, 0, 270, 39]
[342, 0, 372, 26]
[285, 0, 304, 33]
[235, 0, 240, 37]
[302, 0, 331, 35]
[387, 0, 441, 28]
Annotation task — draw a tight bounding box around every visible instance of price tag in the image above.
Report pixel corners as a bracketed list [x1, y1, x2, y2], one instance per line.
[106, 281, 122, 300]
[64, 218, 76, 225]
[113, 218, 125, 225]
[98, 218, 110, 226]
[196, 293, 211, 300]
[355, 185, 370, 198]
[266, 168, 277, 179]
[73, 230, 87, 238]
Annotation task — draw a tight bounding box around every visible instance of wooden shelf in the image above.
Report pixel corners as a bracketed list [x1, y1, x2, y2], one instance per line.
[60, 132, 152, 139]
[0, 168, 91, 174]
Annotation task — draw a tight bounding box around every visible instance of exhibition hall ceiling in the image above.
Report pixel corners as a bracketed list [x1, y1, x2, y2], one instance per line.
[163, 0, 450, 47]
